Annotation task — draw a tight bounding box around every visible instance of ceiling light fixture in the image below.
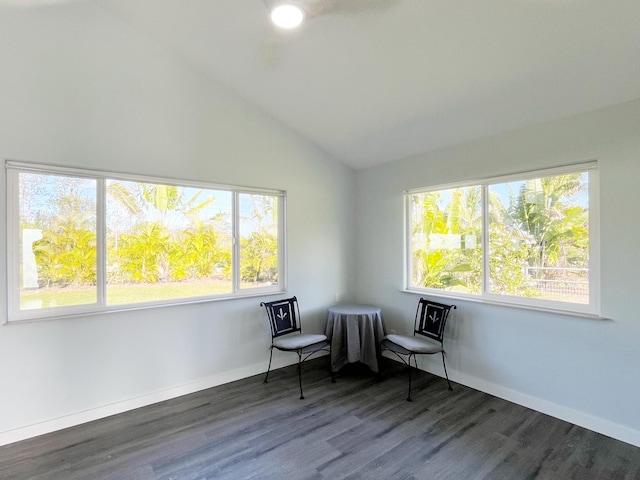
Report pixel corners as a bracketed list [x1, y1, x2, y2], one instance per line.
[270, 3, 304, 29]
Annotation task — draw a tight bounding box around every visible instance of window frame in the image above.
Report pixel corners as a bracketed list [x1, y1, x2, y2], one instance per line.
[404, 161, 600, 317]
[6, 160, 287, 323]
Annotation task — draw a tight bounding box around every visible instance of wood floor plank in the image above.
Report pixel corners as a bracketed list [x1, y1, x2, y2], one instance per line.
[1, 358, 639, 480]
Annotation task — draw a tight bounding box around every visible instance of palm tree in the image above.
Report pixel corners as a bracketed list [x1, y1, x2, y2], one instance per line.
[239, 194, 279, 285]
[116, 223, 172, 283]
[511, 174, 588, 270]
[241, 229, 278, 284]
[412, 187, 482, 292]
[32, 195, 97, 287]
[488, 173, 589, 299]
[177, 220, 230, 280]
[106, 181, 217, 283]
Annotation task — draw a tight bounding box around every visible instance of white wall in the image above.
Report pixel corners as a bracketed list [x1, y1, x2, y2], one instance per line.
[355, 99, 640, 447]
[0, 4, 355, 444]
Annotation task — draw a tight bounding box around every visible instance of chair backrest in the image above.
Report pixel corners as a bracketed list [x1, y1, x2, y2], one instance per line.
[260, 296, 302, 339]
[413, 298, 456, 344]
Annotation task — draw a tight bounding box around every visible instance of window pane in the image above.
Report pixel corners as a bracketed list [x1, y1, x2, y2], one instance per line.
[239, 193, 279, 290]
[18, 172, 97, 310]
[410, 187, 482, 294]
[8, 161, 286, 322]
[488, 173, 589, 304]
[106, 180, 232, 305]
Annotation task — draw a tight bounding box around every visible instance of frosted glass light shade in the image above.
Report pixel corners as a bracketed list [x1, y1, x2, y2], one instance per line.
[270, 4, 304, 29]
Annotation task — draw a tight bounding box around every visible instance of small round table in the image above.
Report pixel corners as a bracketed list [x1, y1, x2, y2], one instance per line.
[325, 304, 387, 373]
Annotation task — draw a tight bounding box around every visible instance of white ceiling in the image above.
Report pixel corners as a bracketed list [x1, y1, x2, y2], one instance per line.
[92, 0, 640, 168]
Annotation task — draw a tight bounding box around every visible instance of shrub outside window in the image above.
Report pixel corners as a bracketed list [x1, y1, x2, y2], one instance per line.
[406, 163, 598, 315]
[6, 161, 285, 322]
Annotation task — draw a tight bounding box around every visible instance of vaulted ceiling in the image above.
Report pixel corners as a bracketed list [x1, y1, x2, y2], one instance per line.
[47, 1, 640, 168]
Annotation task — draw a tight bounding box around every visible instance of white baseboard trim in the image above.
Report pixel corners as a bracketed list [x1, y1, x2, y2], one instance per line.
[380, 352, 640, 448]
[0, 356, 300, 447]
[451, 369, 640, 448]
[4, 352, 637, 449]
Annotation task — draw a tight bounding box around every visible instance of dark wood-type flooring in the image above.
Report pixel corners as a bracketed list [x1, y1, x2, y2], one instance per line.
[1, 358, 639, 480]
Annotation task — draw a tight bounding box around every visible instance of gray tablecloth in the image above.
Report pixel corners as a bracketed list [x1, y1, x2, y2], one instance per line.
[325, 304, 387, 373]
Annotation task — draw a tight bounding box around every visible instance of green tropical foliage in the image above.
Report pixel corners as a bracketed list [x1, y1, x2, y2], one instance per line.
[511, 174, 588, 269]
[32, 195, 97, 287]
[177, 219, 230, 280]
[412, 187, 482, 293]
[239, 193, 278, 286]
[241, 229, 278, 283]
[115, 222, 172, 283]
[412, 173, 589, 302]
[21, 175, 279, 306]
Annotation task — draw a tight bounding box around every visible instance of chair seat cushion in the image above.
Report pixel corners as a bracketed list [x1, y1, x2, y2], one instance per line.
[385, 334, 443, 354]
[274, 333, 327, 351]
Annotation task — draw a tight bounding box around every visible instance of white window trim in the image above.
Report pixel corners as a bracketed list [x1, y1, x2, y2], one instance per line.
[5, 160, 287, 323]
[404, 161, 600, 317]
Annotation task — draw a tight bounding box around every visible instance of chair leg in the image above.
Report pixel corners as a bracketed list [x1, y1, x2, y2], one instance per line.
[442, 351, 453, 391]
[264, 347, 274, 384]
[407, 354, 414, 402]
[298, 352, 304, 400]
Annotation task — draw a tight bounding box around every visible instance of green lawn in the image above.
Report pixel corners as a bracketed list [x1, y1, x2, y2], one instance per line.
[20, 281, 233, 309]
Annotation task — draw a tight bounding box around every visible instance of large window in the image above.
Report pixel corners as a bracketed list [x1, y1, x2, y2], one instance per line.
[406, 163, 598, 315]
[6, 161, 285, 322]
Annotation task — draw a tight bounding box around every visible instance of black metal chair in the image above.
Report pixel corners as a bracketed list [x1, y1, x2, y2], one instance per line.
[260, 296, 334, 399]
[380, 298, 456, 401]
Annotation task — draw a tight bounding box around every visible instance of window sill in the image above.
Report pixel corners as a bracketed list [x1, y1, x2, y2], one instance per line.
[4, 289, 287, 325]
[401, 289, 608, 321]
